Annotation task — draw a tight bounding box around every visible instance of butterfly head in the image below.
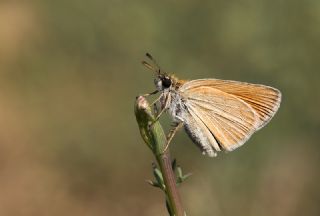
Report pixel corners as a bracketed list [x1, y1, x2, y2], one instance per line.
[142, 53, 178, 91]
[154, 74, 177, 91]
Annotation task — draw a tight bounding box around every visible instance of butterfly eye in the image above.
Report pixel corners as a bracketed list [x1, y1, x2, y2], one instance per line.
[162, 77, 172, 88]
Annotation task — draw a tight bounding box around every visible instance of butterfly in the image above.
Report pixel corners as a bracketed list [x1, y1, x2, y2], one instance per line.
[142, 53, 281, 157]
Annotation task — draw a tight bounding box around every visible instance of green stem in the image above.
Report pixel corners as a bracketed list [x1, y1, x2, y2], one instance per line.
[158, 152, 184, 216]
[134, 96, 185, 216]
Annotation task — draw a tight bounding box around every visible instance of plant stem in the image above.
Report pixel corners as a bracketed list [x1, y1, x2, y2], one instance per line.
[157, 151, 184, 216]
[134, 96, 185, 216]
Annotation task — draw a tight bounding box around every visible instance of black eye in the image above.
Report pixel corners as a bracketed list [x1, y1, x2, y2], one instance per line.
[162, 77, 172, 88]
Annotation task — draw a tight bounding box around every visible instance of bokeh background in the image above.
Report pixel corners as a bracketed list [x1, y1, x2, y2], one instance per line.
[0, 1, 319, 215]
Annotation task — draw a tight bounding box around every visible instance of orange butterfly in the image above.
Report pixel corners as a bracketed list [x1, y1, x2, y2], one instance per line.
[142, 53, 281, 157]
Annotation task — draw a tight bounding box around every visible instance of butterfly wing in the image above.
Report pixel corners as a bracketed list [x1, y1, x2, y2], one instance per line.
[181, 79, 282, 129]
[181, 107, 221, 157]
[179, 79, 281, 152]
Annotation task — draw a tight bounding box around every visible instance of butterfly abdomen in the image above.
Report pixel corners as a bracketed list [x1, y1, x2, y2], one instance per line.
[183, 119, 217, 157]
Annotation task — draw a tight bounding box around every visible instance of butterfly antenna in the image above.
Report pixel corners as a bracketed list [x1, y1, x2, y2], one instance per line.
[141, 60, 155, 71]
[145, 53, 161, 75]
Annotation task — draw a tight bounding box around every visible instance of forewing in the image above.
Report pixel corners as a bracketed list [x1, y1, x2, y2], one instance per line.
[180, 85, 260, 151]
[181, 79, 281, 129]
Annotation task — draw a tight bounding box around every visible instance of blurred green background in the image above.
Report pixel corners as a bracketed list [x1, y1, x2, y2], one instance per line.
[0, 0, 319, 215]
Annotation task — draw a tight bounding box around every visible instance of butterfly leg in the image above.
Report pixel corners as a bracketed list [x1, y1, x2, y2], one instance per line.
[162, 122, 183, 153]
[147, 93, 170, 132]
[153, 93, 171, 122]
[150, 94, 162, 109]
[141, 90, 159, 97]
[148, 106, 167, 131]
[153, 107, 166, 122]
